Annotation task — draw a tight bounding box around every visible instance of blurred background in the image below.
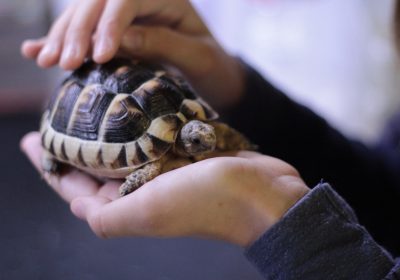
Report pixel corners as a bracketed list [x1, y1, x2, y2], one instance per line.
[1, 0, 399, 279]
[193, 0, 400, 142]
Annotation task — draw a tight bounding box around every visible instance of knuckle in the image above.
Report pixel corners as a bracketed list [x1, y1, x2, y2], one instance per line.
[146, 26, 176, 47]
[48, 22, 66, 39]
[141, 26, 165, 47]
[67, 24, 89, 38]
[228, 160, 253, 179]
[123, 26, 136, 39]
[102, 18, 122, 33]
[258, 155, 300, 177]
[203, 158, 241, 178]
[287, 165, 301, 177]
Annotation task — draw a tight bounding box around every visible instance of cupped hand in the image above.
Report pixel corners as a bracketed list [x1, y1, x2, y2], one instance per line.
[20, 0, 245, 108]
[21, 132, 309, 247]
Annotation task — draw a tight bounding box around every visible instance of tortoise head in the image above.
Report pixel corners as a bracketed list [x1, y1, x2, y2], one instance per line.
[178, 120, 216, 156]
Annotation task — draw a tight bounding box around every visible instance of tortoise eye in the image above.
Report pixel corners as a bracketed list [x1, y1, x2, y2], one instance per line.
[192, 137, 201, 145]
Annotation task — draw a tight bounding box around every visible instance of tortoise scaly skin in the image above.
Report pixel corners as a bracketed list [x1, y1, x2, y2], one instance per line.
[40, 58, 255, 196]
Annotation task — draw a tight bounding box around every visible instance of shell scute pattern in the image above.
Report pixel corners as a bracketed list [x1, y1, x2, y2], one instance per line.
[41, 58, 217, 174]
[159, 74, 197, 100]
[146, 114, 184, 143]
[71, 58, 156, 92]
[68, 84, 115, 141]
[110, 145, 128, 169]
[50, 80, 82, 134]
[104, 64, 155, 93]
[132, 79, 184, 119]
[79, 141, 102, 168]
[100, 94, 150, 143]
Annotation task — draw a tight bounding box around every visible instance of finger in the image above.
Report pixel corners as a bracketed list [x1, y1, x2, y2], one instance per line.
[233, 150, 301, 178]
[120, 26, 217, 80]
[96, 180, 121, 201]
[202, 150, 262, 159]
[70, 185, 154, 237]
[70, 158, 243, 239]
[70, 196, 110, 227]
[122, 25, 243, 108]
[37, 3, 76, 68]
[215, 150, 298, 174]
[133, 1, 209, 35]
[38, 169, 102, 203]
[93, 0, 138, 63]
[71, 179, 156, 227]
[20, 132, 100, 202]
[234, 150, 265, 159]
[69, 159, 222, 239]
[60, 0, 106, 70]
[21, 37, 46, 59]
[20, 131, 45, 173]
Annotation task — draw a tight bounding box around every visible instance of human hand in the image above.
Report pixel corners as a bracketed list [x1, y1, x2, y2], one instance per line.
[20, 0, 245, 108]
[21, 131, 309, 247]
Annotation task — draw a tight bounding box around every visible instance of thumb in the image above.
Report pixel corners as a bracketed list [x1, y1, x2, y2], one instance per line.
[120, 25, 245, 108]
[120, 25, 218, 80]
[70, 195, 138, 238]
[70, 185, 166, 238]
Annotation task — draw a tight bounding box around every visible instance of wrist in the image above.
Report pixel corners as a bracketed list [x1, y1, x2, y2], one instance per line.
[233, 175, 310, 247]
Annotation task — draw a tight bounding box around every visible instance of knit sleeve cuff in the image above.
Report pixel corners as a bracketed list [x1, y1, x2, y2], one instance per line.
[245, 183, 394, 279]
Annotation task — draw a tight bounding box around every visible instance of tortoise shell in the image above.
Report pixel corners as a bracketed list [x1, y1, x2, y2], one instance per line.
[40, 58, 218, 178]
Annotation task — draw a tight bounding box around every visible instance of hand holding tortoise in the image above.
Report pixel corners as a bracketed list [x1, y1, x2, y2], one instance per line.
[21, 131, 309, 247]
[21, 0, 245, 108]
[39, 58, 254, 196]
[20, 0, 310, 247]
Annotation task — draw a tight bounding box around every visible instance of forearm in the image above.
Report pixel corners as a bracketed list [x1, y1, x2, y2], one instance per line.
[245, 183, 399, 280]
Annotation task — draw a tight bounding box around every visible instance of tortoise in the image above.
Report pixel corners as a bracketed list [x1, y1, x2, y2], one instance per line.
[40, 58, 255, 196]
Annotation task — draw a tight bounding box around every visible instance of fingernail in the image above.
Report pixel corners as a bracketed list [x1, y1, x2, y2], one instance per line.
[37, 44, 56, 66]
[94, 37, 111, 59]
[60, 45, 79, 70]
[61, 44, 78, 65]
[122, 32, 142, 51]
[41, 44, 56, 56]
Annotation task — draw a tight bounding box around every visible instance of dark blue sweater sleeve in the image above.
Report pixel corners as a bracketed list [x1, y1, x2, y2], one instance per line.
[245, 183, 400, 280]
[224, 62, 400, 254]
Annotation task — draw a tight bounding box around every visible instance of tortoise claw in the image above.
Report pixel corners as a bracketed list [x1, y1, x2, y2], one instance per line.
[41, 154, 60, 175]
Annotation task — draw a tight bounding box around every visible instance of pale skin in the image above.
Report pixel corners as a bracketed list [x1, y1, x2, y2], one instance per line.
[21, 0, 311, 247]
[21, 0, 244, 109]
[21, 132, 309, 247]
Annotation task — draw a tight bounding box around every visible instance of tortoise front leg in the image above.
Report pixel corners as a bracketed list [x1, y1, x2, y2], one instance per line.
[41, 151, 61, 175]
[119, 161, 162, 196]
